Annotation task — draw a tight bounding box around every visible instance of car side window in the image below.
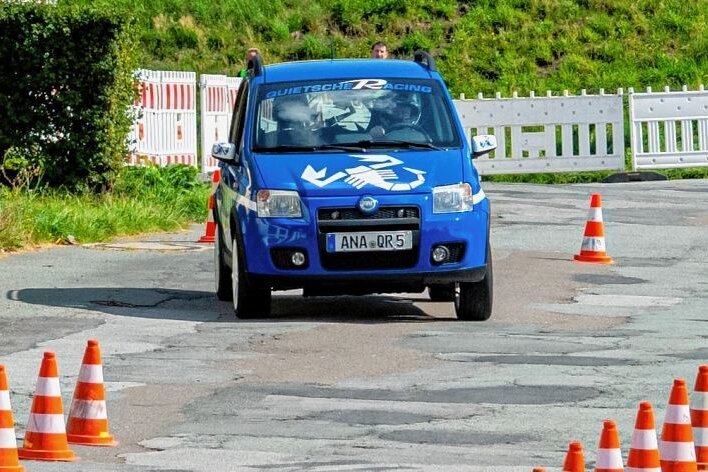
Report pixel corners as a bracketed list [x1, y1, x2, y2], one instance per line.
[229, 82, 250, 150]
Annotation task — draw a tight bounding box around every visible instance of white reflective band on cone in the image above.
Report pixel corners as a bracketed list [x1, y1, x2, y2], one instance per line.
[694, 426, 708, 445]
[69, 399, 107, 419]
[664, 404, 692, 424]
[78, 364, 104, 383]
[26, 413, 66, 433]
[587, 207, 603, 221]
[35, 377, 61, 396]
[691, 391, 708, 408]
[0, 428, 17, 447]
[659, 441, 697, 461]
[626, 468, 661, 472]
[631, 429, 659, 449]
[596, 448, 624, 468]
[0, 391, 10, 409]
[581, 237, 606, 252]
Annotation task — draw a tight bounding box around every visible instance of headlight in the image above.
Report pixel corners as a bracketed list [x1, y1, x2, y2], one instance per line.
[433, 183, 474, 213]
[257, 190, 302, 218]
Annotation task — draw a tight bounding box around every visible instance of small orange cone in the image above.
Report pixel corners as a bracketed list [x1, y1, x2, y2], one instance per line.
[564, 441, 586, 472]
[66, 340, 116, 446]
[596, 420, 624, 471]
[660, 378, 697, 471]
[691, 365, 708, 470]
[533, 468, 547, 471]
[626, 401, 661, 472]
[574, 193, 613, 264]
[197, 169, 220, 243]
[0, 365, 24, 472]
[18, 352, 76, 461]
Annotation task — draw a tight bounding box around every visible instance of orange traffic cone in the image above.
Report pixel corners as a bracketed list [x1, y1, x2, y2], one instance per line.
[197, 169, 220, 243]
[691, 365, 708, 470]
[596, 420, 624, 472]
[574, 193, 613, 264]
[660, 378, 697, 471]
[533, 468, 547, 472]
[564, 441, 586, 472]
[18, 352, 76, 461]
[0, 365, 24, 472]
[66, 340, 116, 446]
[626, 401, 661, 472]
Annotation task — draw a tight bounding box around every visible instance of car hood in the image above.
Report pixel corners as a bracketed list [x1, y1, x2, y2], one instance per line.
[253, 150, 464, 197]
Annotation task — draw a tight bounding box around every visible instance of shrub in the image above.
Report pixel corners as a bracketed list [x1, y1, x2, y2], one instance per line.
[0, 3, 138, 192]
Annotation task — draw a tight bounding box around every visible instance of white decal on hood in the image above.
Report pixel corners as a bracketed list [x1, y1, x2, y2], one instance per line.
[301, 154, 426, 191]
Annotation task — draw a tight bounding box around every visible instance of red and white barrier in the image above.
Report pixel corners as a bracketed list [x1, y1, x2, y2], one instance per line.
[129, 69, 197, 167]
[200, 74, 242, 172]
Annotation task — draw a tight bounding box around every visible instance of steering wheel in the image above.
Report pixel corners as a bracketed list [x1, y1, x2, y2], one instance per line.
[385, 123, 433, 142]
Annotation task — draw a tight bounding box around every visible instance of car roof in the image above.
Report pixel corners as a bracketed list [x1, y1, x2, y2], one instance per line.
[261, 59, 435, 83]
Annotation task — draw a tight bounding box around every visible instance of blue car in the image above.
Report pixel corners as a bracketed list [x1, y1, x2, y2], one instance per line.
[212, 51, 497, 320]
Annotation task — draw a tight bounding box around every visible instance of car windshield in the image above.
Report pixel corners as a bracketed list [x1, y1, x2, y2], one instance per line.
[253, 78, 461, 152]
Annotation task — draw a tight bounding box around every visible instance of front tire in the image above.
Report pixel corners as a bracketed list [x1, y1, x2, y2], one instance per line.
[428, 284, 455, 302]
[231, 235, 271, 319]
[215, 227, 232, 301]
[454, 245, 493, 321]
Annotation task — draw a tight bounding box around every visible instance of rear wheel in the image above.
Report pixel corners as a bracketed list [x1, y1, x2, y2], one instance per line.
[454, 245, 493, 321]
[428, 284, 455, 302]
[214, 227, 232, 301]
[231, 235, 271, 319]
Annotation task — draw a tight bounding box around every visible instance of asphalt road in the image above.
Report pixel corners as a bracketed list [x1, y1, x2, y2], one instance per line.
[0, 180, 706, 471]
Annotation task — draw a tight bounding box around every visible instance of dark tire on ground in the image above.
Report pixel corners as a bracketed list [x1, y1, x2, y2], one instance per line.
[231, 235, 271, 319]
[428, 284, 455, 302]
[454, 244, 493, 321]
[214, 226, 233, 301]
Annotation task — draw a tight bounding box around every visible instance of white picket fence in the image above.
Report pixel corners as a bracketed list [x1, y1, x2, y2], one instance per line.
[454, 90, 625, 175]
[629, 85, 708, 170]
[199, 74, 243, 173]
[129, 70, 198, 167]
[127, 70, 708, 174]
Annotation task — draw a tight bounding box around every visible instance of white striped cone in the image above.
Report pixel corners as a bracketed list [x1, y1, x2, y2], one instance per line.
[660, 378, 697, 471]
[66, 340, 116, 446]
[574, 193, 613, 264]
[627, 401, 661, 472]
[18, 352, 76, 461]
[197, 169, 220, 243]
[691, 365, 708, 470]
[596, 420, 624, 471]
[0, 364, 24, 471]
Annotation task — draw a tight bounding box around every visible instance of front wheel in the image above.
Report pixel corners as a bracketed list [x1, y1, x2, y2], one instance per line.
[454, 245, 493, 321]
[231, 235, 271, 319]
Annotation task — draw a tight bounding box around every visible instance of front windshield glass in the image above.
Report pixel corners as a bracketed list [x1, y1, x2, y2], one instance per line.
[253, 78, 461, 151]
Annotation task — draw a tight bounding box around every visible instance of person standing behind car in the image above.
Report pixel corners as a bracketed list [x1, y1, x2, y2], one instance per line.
[371, 42, 389, 59]
[239, 48, 261, 78]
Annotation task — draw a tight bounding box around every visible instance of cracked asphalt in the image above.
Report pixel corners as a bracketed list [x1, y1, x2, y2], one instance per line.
[0, 180, 706, 471]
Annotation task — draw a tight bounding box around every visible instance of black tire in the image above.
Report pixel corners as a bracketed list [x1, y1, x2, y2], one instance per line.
[231, 235, 271, 319]
[214, 226, 233, 301]
[454, 245, 493, 321]
[428, 284, 455, 302]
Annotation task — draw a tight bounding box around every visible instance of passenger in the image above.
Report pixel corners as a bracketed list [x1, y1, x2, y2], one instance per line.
[271, 94, 318, 147]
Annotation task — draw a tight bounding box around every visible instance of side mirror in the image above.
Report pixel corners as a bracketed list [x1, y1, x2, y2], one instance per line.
[471, 134, 497, 158]
[211, 142, 236, 163]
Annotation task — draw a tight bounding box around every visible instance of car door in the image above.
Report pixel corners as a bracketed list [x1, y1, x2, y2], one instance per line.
[217, 80, 250, 249]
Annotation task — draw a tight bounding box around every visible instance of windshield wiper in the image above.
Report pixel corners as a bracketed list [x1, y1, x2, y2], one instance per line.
[352, 139, 442, 150]
[253, 144, 366, 153]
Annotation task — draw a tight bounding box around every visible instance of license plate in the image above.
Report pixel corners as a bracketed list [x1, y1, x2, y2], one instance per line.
[326, 231, 413, 252]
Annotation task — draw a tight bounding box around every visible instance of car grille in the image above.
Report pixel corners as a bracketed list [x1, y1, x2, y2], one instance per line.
[317, 206, 421, 271]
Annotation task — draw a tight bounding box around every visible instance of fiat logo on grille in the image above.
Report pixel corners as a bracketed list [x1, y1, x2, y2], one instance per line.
[357, 196, 379, 215]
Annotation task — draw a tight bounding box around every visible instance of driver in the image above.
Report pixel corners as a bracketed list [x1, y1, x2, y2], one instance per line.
[369, 95, 420, 138]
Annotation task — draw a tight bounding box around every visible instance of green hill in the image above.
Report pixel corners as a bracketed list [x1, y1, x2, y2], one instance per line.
[59, 0, 707, 96]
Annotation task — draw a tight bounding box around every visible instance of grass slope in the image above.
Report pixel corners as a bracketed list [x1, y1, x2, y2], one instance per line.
[59, 0, 708, 97]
